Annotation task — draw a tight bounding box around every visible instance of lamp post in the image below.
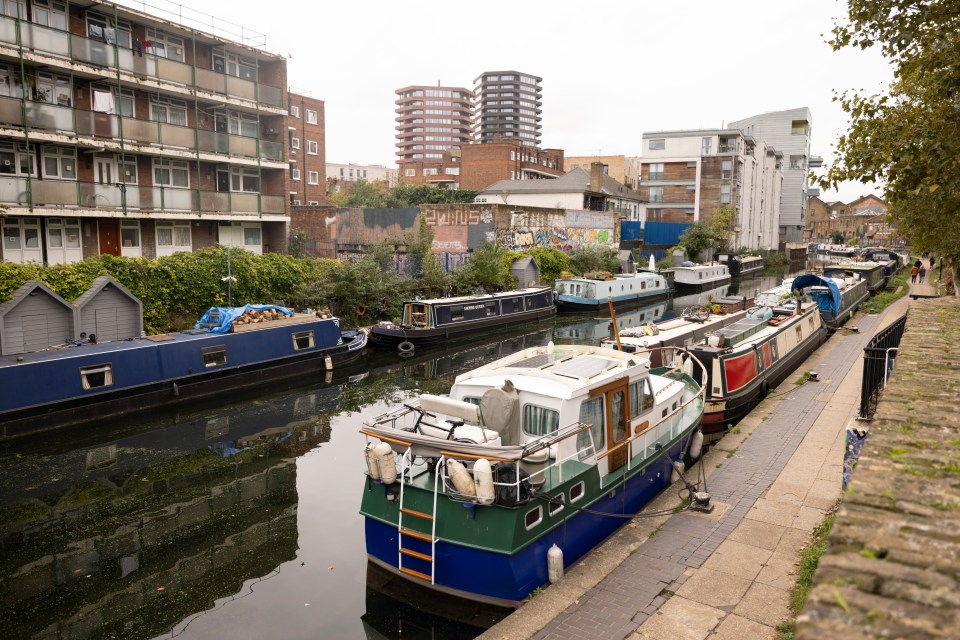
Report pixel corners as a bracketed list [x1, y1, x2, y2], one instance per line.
[221, 245, 237, 306]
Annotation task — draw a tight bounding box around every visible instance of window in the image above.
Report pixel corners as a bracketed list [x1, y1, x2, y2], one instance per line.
[291, 168, 301, 181]
[523, 405, 560, 437]
[648, 162, 664, 181]
[3, 217, 40, 252]
[41, 146, 76, 180]
[721, 160, 732, 179]
[34, 72, 70, 105]
[2, 0, 24, 19]
[146, 28, 184, 62]
[577, 396, 605, 460]
[791, 120, 809, 135]
[290, 105, 300, 118]
[149, 96, 188, 127]
[451, 306, 464, 321]
[0, 142, 35, 176]
[152, 159, 189, 188]
[80, 364, 113, 390]
[404, 168, 416, 177]
[307, 140, 318, 155]
[213, 52, 257, 81]
[222, 111, 258, 137]
[570, 481, 585, 502]
[120, 219, 140, 249]
[156, 220, 191, 251]
[292, 330, 315, 350]
[423, 168, 439, 176]
[648, 186, 663, 203]
[32, 0, 67, 30]
[524, 506, 542, 530]
[220, 166, 260, 193]
[630, 378, 654, 417]
[648, 138, 665, 150]
[306, 109, 318, 124]
[308, 171, 319, 184]
[243, 225, 260, 247]
[702, 136, 712, 155]
[307, 200, 319, 205]
[86, 12, 131, 48]
[202, 345, 227, 368]
[720, 184, 731, 204]
[790, 155, 805, 170]
[549, 499, 563, 516]
[114, 87, 134, 116]
[290, 136, 300, 150]
[46, 216, 80, 250]
[444, 167, 459, 175]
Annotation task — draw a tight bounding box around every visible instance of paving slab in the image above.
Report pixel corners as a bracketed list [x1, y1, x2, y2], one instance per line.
[734, 581, 792, 627]
[674, 566, 752, 608]
[711, 613, 776, 640]
[726, 518, 785, 551]
[630, 596, 723, 640]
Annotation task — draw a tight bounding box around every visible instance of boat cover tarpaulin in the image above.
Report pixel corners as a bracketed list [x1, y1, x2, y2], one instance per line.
[791, 274, 841, 316]
[195, 304, 293, 333]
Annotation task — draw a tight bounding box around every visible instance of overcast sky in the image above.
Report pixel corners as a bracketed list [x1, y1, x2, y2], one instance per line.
[125, 0, 892, 202]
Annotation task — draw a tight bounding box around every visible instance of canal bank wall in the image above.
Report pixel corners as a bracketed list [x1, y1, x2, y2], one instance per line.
[480, 294, 912, 640]
[796, 295, 960, 639]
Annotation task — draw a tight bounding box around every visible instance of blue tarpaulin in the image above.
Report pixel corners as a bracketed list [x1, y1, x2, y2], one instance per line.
[621, 221, 642, 241]
[791, 274, 841, 316]
[644, 222, 691, 246]
[195, 304, 293, 333]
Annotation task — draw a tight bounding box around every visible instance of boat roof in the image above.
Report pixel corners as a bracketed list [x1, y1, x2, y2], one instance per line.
[405, 286, 550, 305]
[616, 310, 747, 344]
[557, 272, 662, 284]
[673, 263, 728, 271]
[453, 344, 653, 401]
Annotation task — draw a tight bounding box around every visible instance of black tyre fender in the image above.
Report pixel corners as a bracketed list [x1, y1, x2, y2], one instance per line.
[760, 379, 770, 398]
[397, 340, 415, 355]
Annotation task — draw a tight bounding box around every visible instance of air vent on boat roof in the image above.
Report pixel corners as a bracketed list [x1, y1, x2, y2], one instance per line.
[512, 353, 572, 369]
[552, 355, 618, 380]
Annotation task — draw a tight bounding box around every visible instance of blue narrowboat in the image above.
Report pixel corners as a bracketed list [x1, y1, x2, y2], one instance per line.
[553, 272, 669, 312]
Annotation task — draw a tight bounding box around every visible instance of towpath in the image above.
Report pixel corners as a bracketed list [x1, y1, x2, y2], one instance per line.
[481, 293, 911, 639]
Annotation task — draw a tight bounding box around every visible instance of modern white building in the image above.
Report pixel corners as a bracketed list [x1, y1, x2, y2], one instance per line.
[637, 129, 783, 250]
[326, 163, 398, 188]
[729, 107, 822, 245]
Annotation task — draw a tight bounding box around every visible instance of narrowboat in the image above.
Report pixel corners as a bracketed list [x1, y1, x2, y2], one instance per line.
[823, 262, 888, 294]
[789, 274, 870, 331]
[860, 249, 902, 279]
[671, 263, 731, 291]
[715, 253, 764, 278]
[553, 271, 669, 312]
[688, 296, 828, 439]
[359, 343, 705, 607]
[0, 305, 367, 440]
[370, 287, 556, 349]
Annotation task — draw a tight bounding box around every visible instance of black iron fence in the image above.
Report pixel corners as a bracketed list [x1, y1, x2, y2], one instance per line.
[858, 312, 909, 420]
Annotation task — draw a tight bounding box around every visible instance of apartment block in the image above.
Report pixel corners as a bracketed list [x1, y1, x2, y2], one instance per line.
[395, 85, 473, 166]
[326, 163, 397, 187]
[399, 141, 564, 191]
[729, 107, 822, 245]
[565, 155, 640, 190]
[286, 92, 326, 207]
[639, 129, 782, 250]
[473, 70, 541, 148]
[0, 0, 309, 265]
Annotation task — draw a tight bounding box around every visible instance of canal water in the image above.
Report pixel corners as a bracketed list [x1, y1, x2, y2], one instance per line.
[0, 273, 791, 640]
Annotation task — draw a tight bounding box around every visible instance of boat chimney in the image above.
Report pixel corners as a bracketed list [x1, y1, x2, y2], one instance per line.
[649, 254, 656, 271]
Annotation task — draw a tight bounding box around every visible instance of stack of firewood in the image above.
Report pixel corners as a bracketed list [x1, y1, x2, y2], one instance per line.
[231, 308, 286, 328]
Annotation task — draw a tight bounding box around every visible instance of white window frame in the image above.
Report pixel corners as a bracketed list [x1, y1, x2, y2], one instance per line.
[307, 200, 319, 205]
[307, 140, 318, 155]
[291, 137, 300, 150]
[306, 109, 318, 124]
[291, 168, 301, 181]
[145, 28, 185, 62]
[120, 219, 142, 257]
[307, 171, 319, 185]
[720, 184, 731, 204]
[290, 105, 300, 118]
[32, 0, 67, 30]
[152, 158, 190, 188]
[149, 95, 188, 127]
[648, 138, 665, 150]
[228, 166, 260, 193]
[41, 146, 77, 181]
[227, 110, 258, 137]
[404, 168, 416, 177]
[155, 220, 192, 254]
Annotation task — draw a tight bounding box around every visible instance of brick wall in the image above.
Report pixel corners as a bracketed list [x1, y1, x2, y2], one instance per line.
[286, 93, 326, 206]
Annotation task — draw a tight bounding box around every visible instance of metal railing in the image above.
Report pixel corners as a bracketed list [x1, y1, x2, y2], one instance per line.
[858, 312, 909, 420]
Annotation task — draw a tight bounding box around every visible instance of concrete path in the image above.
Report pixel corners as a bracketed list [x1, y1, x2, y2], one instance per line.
[482, 296, 911, 640]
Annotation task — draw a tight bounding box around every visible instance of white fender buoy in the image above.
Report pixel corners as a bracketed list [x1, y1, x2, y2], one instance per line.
[446, 458, 476, 500]
[688, 430, 704, 461]
[671, 459, 685, 483]
[474, 458, 495, 505]
[547, 544, 564, 583]
[374, 441, 397, 485]
[364, 442, 381, 481]
[682, 357, 694, 379]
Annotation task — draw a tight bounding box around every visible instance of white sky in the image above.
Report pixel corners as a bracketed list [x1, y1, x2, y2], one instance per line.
[126, 0, 893, 203]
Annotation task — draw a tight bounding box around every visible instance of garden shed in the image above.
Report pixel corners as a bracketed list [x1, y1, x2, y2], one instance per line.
[509, 256, 541, 287]
[619, 250, 635, 274]
[73, 276, 143, 342]
[0, 280, 75, 355]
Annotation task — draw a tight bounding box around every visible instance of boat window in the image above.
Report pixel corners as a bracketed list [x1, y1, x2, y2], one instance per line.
[656, 280, 661, 287]
[548, 498, 563, 516]
[662, 408, 668, 418]
[452, 306, 464, 321]
[570, 481, 585, 502]
[292, 330, 315, 350]
[577, 396, 605, 460]
[808, 316, 815, 330]
[611, 390, 627, 445]
[80, 363, 113, 390]
[630, 378, 654, 417]
[202, 345, 227, 367]
[523, 404, 559, 437]
[410, 304, 428, 327]
[795, 326, 802, 341]
[485, 301, 498, 317]
[770, 341, 779, 362]
[641, 281, 646, 290]
[524, 506, 542, 530]
[672, 401, 678, 411]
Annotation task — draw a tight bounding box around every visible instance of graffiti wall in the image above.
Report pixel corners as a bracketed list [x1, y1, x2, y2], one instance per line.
[498, 209, 618, 251]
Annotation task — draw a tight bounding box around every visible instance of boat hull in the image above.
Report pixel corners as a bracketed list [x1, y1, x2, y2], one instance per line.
[554, 289, 668, 312]
[370, 307, 556, 347]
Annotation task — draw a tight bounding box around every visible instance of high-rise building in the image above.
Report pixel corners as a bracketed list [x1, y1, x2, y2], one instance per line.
[473, 70, 542, 147]
[728, 107, 822, 245]
[394, 85, 473, 165]
[0, 0, 314, 265]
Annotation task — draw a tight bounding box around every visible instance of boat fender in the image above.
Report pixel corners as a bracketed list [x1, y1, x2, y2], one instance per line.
[356, 302, 367, 316]
[364, 442, 382, 481]
[473, 458, 495, 505]
[171, 382, 179, 398]
[688, 430, 704, 461]
[324, 355, 333, 371]
[671, 459, 685, 483]
[760, 380, 770, 398]
[682, 357, 694, 379]
[374, 441, 397, 485]
[446, 458, 476, 500]
[398, 341, 415, 356]
[547, 544, 564, 584]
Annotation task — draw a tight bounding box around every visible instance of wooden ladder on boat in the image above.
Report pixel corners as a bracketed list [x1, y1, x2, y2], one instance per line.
[396, 449, 439, 583]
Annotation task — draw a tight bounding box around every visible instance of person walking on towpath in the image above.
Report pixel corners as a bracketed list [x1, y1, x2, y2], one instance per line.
[911, 264, 919, 283]
[919, 265, 927, 284]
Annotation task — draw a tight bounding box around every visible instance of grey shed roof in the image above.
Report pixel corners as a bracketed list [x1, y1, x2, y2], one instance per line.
[72, 276, 142, 310]
[0, 280, 73, 318]
[510, 255, 537, 271]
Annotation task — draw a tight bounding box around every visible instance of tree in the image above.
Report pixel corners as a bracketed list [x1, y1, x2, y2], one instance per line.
[288, 228, 307, 258]
[821, 0, 960, 292]
[710, 207, 736, 252]
[453, 241, 514, 293]
[676, 222, 715, 262]
[831, 231, 845, 245]
[393, 185, 478, 207]
[405, 213, 450, 297]
[569, 245, 620, 275]
[329, 179, 398, 208]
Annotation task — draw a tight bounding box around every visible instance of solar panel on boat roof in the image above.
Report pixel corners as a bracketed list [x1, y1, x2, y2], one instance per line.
[511, 353, 571, 369]
[714, 318, 765, 338]
[551, 355, 617, 379]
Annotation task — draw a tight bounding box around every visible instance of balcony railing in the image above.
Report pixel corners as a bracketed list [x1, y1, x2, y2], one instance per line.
[0, 16, 284, 108]
[0, 177, 285, 215]
[0, 96, 284, 162]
